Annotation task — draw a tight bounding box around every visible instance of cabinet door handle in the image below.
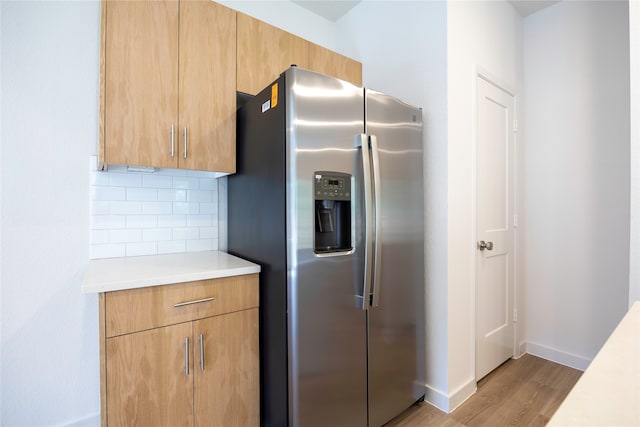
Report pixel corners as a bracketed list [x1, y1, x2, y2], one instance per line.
[199, 334, 205, 371]
[184, 337, 190, 376]
[173, 297, 214, 308]
[171, 125, 175, 158]
[183, 127, 187, 159]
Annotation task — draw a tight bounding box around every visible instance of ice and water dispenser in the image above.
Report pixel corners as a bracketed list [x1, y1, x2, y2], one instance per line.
[314, 172, 352, 254]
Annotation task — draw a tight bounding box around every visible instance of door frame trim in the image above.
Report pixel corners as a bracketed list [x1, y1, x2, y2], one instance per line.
[471, 65, 520, 383]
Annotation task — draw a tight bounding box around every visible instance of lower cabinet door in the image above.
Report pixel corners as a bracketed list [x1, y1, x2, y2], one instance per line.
[106, 322, 194, 427]
[193, 309, 259, 426]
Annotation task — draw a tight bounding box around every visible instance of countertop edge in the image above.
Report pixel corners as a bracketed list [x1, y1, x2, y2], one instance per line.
[81, 251, 261, 294]
[547, 301, 640, 426]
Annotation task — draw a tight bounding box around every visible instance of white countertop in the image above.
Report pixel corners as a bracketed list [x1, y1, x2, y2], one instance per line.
[82, 250, 261, 293]
[548, 301, 640, 426]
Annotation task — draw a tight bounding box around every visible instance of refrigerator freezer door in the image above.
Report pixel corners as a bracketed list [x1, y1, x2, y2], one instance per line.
[285, 68, 368, 427]
[365, 89, 426, 427]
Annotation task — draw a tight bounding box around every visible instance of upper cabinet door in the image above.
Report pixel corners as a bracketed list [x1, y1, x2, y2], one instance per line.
[236, 13, 310, 95]
[179, 1, 236, 173]
[104, 0, 179, 168]
[308, 42, 362, 87]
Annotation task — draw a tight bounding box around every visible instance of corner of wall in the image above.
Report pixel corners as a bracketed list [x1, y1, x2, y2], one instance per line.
[424, 377, 476, 414]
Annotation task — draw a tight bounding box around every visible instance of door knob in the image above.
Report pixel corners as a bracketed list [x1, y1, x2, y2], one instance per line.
[477, 240, 493, 251]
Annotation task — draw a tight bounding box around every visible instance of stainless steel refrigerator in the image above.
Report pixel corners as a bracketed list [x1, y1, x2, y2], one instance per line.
[228, 67, 425, 427]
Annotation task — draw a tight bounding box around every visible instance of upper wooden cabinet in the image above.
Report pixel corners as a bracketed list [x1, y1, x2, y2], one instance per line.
[179, 1, 236, 172]
[100, 0, 236, 173]
[236, 13, 310, 96]
[236, 13, 362, 95]
[308, 42, 362, 87]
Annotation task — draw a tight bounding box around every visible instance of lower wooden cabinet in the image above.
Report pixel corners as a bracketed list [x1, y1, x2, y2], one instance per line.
[194, 310, 259, 426]
[99, 274, 259, 426]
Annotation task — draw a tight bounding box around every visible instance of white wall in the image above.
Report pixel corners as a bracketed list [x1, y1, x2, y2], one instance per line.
[0, 1, 3, 419]
[0, 1, 345, 425]
[335, 0, 450, 410]
[630, 0, 640, 306]
[523, 1, 630, 369]
[446, 0, 524, 410]
[338, 0, 524, 413]
[1, 1, 100, 425]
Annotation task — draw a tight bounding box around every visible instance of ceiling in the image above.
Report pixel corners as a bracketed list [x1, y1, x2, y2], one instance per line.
[509, 0, 560, 17]
[291, 0, 559, 22]
[292, 0, 361, 22]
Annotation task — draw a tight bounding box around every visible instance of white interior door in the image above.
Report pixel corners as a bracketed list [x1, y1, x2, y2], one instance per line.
[475, 76, 515, 380]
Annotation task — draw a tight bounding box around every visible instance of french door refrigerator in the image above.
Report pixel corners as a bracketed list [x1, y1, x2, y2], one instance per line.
[228, 67, 425, 427]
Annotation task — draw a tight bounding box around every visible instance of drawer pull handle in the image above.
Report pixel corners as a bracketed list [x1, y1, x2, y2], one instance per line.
[185, 337, 190, 376]
[173, 297, 215, 308]
[199, 334, 205, 371]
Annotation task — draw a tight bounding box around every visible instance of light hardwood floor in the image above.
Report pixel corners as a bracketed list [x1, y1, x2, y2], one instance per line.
[386, 354, 582, 427]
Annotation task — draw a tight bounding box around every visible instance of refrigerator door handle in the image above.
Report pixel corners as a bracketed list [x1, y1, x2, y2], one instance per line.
[369, 134, 382, 308]
[356, 133, 374, 310]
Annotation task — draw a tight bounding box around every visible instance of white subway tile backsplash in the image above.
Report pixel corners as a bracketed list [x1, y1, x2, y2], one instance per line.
[142, 201, 173, 215]
[187, 239, 213, 252]
[187, 190, 212, 203]
[200, 178, 217, 191]
[173, 176, 200, 190]
[91, 171, 110, 186]
[187, 215, 213, 227]
[110, 172, 142, 187]
[158, 215, 186, 227]
[143, 228, 173, 242]
[127, 188, 158, 201]
[91, 201, 110, 215]
[90, 161, 221, 259]
[91, 215, 126, 230]
[173, 202, 199, 215]
[158, 240, 186, 254]
[199, 203, 217, 215]
[126, 242, 158, 257]
[158, 189, 186, 202]
[91, 230, 110, 245]
[200, 226, 217, 239]
[92, 186, 126, 201]
[91, 243, 126, 259]
[109, 229, 142, 243]
[126, 215, 158, 229]
[143, 174, 173, 189]
[109, 201, 142, 215]
[173, 227, 200, 241]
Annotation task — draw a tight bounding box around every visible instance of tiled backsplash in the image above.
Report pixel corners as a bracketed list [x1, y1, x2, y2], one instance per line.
[89, 156, 225, 259]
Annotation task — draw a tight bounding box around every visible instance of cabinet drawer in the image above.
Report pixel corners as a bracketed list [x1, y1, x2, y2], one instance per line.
[104, 274, 258, 337]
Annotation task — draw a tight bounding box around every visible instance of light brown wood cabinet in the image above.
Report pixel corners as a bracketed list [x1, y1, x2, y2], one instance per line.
[236, 12, 309, 96]
[99, 274, 259, 426]
[236, 13, 362, 95]
[99, 0, 237, 173]
[308, 41, 363, 87]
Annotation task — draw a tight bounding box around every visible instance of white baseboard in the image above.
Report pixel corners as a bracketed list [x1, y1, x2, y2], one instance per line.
[424, 384, 450, 412]
[424, 378, 477, 413]
[526, 341, 591, 371]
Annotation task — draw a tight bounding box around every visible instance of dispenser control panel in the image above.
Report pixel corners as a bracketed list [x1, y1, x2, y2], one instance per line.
[314, 173, 350, 201]
[314, 171, 352, 254]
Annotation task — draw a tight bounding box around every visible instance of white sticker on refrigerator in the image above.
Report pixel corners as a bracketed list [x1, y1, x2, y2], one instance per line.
[262, 100, 271, 113]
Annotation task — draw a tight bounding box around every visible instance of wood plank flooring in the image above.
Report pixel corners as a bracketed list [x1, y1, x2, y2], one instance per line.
[385, 354, 582, 427]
